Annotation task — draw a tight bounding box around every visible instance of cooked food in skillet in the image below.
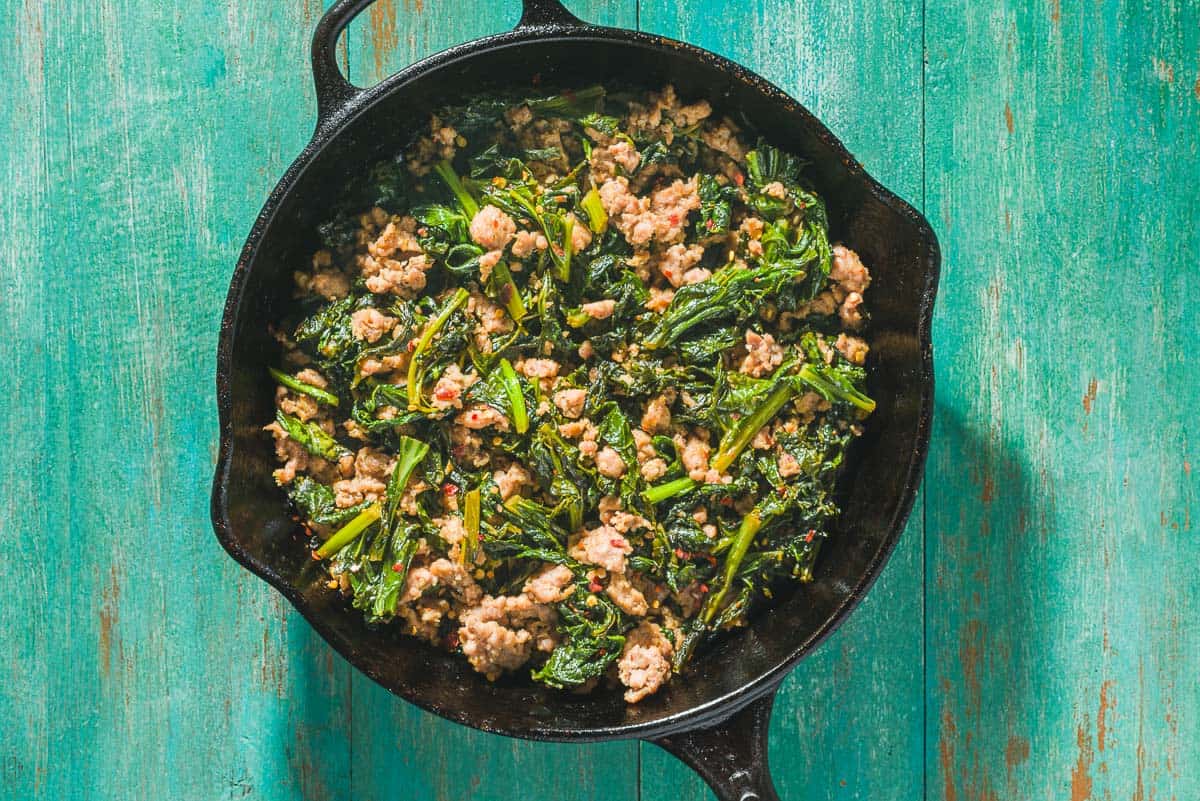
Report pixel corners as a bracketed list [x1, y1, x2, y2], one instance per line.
[264, 84, 875, 702]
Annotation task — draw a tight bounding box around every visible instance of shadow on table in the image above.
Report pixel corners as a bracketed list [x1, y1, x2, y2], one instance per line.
[926, 402, 1052, 797]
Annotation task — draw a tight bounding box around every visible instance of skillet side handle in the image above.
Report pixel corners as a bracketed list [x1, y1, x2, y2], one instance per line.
[311, 0, 583, 125]
[310, 0, 374, 126]
[517, 0, 584, 28]
[650, 692, 781, 801]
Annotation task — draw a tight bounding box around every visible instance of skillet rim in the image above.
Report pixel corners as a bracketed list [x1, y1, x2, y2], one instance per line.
[212, 20, 940, 742]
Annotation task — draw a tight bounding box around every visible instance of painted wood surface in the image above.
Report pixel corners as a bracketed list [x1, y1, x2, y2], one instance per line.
[0, 0, 1195, 800]
[924, 2, 1199, 800]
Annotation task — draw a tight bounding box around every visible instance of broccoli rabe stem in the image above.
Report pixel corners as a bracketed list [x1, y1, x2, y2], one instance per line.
[316, 435, 429, 560]
[700, 508, 763, 625]
[498, 357, 529, 434]
[643, 476, 697, 505]
[269, 367, 339, 406]
[315, 503, 381, 559]
[557, 215, 575, 283]
[460, 488, 481, 566]
[672, 507, 765, 670]
[644, 383, 798, 505]
[797, 363, 876, 413]
[489, 261, 527, 323]
[386, 436, 432, 517]
[712, 383, 798, 472]
[434, 160, 479, 218]
[407, 287, 470, 411]
[581, 188, 608, 233]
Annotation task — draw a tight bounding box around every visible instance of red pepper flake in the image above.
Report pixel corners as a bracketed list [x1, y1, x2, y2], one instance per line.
[434, 386, 457, 401]
[588, 579, 603, 593]
[392, 562, 405, 572]
[706, 554, 718, 567]
[442, 482, 458, 496]
[804, 529, 816, 543]
[446, 632, 460, 649]
[407, 339, 417, 352]
[699, 583, 710, 594]
[669, 213, 680, 225]
[733, 171, 745, 186]
[706, 219, 716, 230]
[310, 550, 323, 561]
[611, 538, 627, 549]
[720, 496, 734, 507]
[674, 547, 688, 560]
[777, 485, 788, 496]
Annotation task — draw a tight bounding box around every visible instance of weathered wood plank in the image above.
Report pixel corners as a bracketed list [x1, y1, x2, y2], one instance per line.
[338, 3, 643, 800]
[924, 0, 1200, 799]
[0, 0, 359, 798]
[0, 1, 52, 797]
[636, 2, 927, 799]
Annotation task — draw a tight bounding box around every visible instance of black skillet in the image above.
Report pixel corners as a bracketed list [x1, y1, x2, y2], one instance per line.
[211, 1, 940, 798]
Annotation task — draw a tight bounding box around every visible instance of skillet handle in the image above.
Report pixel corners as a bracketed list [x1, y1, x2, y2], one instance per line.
[650, 692, 781, 801]
[517, 0, 584, 27]
[310, 0, 586, 126]
[309, 0, 372, 126]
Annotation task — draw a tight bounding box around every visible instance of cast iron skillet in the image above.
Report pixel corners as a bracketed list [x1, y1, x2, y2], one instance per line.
[212, 1, 940, 798]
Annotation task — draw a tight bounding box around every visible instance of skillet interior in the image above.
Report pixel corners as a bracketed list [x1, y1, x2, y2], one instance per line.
[214, 30, 937, 740]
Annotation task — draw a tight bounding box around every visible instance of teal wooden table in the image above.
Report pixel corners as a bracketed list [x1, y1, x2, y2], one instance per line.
[2, 0, 1196, 798]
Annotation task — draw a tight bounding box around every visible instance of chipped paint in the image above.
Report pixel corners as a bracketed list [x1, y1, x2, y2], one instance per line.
[1098, 680, 1116, 752]
[1071, 721, 1095, 801]
[98, 565, 122, 678]
[1083, 378, 1098, 414]
[940, 703, 959, 801]
[368, 0, 399, 82]
[1005, 735, 1030, 771]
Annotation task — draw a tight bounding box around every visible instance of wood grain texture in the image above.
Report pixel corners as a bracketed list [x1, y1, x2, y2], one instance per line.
[925, 0, 1199, 799]
[636, 1, 927, 799]
[0, 0, 357, 798]
[2, 0, 1198, 799]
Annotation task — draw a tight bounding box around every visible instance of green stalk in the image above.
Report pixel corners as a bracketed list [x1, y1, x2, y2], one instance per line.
[385, 436, 431, 516]
[372, 535, 420, 619]
[797, 363, 876, 413]
[275, 410, 351, 463]
[557, 215, 575, 283]
[700, 508, 764, 625]
[645, 383, 798, 505]
[711, 383, 797, 472]
[269, 368, 339, 406]
[460, 487, 481, 566]
[644, 476, 697, 505]
[498, 357, 529, 434]
[581, 188, 607, 233]
[406, 288, 470, 411]
[489, 261, 526, 323]
[316, 503, 381, 559]
[434, 160, 479, 218]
